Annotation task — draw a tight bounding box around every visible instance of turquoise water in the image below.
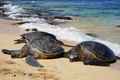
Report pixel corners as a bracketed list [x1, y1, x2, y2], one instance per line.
[2, 0, 120, 26]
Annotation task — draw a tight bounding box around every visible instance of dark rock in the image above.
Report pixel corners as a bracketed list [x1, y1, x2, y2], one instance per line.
[12, 21, 31, 25]
[53, 16, 72, 20]
[116, 25, 120, 28]
[43, 16, 72, 25]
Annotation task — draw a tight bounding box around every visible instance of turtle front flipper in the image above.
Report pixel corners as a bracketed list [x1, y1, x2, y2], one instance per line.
[83, 59, 110, 66]
[25, 55, 44, 67]
[1, 45, 29, 58]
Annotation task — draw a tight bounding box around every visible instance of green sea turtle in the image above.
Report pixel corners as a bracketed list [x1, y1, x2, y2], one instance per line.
[67, 41, 117, 66]
[2, 31, 64, 67]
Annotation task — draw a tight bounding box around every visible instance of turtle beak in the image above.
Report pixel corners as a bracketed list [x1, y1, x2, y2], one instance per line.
[69, 54, 80, 62]
[14, 38, 25, 44]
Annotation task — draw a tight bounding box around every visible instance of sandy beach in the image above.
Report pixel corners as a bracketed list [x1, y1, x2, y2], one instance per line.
[0, 19, 120, 80]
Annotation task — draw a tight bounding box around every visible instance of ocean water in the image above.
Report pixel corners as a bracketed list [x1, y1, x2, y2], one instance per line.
[1, 0, 120, 26]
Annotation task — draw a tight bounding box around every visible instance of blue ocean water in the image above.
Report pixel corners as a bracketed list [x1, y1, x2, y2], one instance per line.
[2, 0, 120, 26]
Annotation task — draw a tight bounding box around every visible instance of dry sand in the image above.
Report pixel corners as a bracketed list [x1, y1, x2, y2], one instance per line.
[0, 19, 120, 80]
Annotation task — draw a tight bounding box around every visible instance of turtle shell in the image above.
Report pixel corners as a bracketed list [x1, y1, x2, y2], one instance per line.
[21, 31, 57, 43]
[80, 41, 116, 63]
[21, 32, 64, 58]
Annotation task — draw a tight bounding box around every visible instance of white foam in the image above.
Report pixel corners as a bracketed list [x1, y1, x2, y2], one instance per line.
[19, 23, 120, 57]
[3, 3, 25, 19]
[22, 17, 46, 23]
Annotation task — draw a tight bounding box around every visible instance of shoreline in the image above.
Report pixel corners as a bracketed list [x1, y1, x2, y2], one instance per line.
[0, 18, 120, 80]
[61, 17, 120, 44]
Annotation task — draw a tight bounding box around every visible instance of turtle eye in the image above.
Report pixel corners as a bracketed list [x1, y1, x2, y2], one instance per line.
[69, 55, 75, 59]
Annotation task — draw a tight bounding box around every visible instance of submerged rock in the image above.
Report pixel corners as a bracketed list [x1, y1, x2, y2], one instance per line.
[86, 33, 98, 38]
[115, 25, 120, 28]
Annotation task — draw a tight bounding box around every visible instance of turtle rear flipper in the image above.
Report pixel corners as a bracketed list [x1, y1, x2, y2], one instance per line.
[1, 49, 24, 58]
[25, 55, 44, 67]
[83, 59, 110, 66]
[2, 49, 12, 55]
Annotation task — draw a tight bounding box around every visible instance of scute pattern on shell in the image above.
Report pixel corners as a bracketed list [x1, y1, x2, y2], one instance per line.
[80, 41, 116, 62]
[21, 32, 64, 58]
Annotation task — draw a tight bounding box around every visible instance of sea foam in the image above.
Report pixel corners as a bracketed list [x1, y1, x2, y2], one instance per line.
[19, 22, 120, 57]
[3, 3, 24, 19]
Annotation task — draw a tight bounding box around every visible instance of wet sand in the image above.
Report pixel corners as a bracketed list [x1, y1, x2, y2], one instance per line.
[62, 17, 120, 44]
[0, 19, 120, 80]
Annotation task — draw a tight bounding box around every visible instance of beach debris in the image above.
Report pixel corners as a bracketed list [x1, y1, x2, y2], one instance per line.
[2, 31, 64, 67]
[67, 41, 117, 66]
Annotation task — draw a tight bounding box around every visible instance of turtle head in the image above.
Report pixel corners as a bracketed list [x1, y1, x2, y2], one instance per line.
[66, 44, 81, 62]
[67, 52, 80, 62]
